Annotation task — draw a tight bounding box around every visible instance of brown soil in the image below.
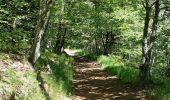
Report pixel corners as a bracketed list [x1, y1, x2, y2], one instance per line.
[72, 57, 148, 100]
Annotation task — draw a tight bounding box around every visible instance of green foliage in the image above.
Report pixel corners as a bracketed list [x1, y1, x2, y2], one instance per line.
[151, 81, 170, 100]
[84, 54, 98, 61]
[78, 49, 102, 61]
[98, 55, 139, 83]
[0, 0, 39, 55]
[155, 87, 170, 100]
[0, 30, 29, 54]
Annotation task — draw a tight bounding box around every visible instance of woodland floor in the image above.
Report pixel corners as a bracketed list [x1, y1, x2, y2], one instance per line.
[72, 56, 148, 100]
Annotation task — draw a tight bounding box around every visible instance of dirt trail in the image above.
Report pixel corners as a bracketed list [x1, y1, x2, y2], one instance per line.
[72, 57, 147, 100]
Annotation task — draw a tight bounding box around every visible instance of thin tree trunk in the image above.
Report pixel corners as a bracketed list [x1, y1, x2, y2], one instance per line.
[148, 0, 160, 65]
[103, 31, 115, 55]
[55, 27, 67, 54]
[55, 21, 63, 54]
[55, 0, 65, 54]
[128, 43, 131, 63]
[103, 32, 109, 55]
[166, 54, 170, 77]
[94, 35, 99, 55]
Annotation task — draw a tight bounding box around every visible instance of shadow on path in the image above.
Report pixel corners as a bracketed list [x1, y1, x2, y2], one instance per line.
[72, 57, 147, 100]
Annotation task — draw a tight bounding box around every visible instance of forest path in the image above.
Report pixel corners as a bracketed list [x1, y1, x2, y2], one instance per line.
[72, 57, 147, 100]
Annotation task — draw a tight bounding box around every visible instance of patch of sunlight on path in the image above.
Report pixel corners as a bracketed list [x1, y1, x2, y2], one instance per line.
[72, 56, 147, 100]
[64, 49, 81, 56]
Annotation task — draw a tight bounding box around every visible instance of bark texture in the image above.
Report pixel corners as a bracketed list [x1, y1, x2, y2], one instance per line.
[140, 0, 160, 81]
[30, 0, 53, 64]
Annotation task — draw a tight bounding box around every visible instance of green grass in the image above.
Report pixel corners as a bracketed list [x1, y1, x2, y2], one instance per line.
[0, 53, 45, 99]
[35, 51, 74, 99]
[0, 69, 46, 100]
[41, 73, 72, 100]
[0, 52, 73, 99]
[97, 55, 170, 99]
[97, 55, 139, 83]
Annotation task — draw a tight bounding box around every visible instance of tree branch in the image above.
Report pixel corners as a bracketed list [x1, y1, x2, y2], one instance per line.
[150, 0, 157, 7]
[142, 2, 146, 9]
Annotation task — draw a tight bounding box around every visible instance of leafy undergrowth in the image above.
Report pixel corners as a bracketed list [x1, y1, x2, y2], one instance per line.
[97, 55, 139, 83]
[150, 63, 170, 100]
[35, 51, 74, 99]
[83, 54, 98, 61]
[0, 53, 45, 100]
[149, 72, 170, 100]
[150, 79, 170, 100]
[78, 51, 98, 61]
[0, 52, 74, 100]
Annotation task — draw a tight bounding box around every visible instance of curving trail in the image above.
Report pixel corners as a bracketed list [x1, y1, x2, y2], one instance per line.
[72, 57, 147, 100]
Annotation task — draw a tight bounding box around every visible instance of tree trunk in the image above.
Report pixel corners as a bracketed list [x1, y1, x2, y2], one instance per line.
[166, 55, 170, 77]
[30, 0, 53, 64]
[55, 22, 63, 54]
[140, 0, 160, 81]
[103, 32, 109, 55]
[94, 35, 99, 55]
[148, 0, 160, 65]
[128, 43, 131, 63]
[55, 27, 67, 54]
[55, 0, 66, 54]
[103, 31, 114, 55]
[139, 0, 152, 81]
